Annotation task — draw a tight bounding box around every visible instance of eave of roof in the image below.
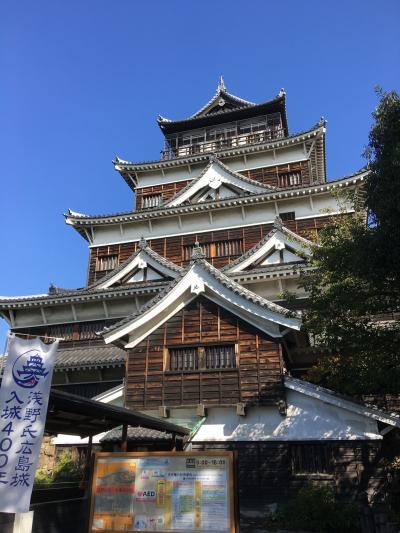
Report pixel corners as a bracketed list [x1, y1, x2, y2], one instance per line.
[65, 170, 367, 238]
[114, 122, 322, 173]
[0, 280, 168, 309]
[285, 376, 400, 428]
[46, 388, 190, 437]
[0, 241, 184, 308]
[157, 94, 287, 135]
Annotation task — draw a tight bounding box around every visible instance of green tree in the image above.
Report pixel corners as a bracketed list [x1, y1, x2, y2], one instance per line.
[301, 89, 400, 396]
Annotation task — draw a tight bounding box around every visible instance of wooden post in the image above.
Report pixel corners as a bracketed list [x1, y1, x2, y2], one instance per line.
[121, 424, 128, 452]
[13, 512, 34, 533]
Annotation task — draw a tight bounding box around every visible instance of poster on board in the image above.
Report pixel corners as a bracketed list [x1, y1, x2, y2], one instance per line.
[89, 452, 236, 533]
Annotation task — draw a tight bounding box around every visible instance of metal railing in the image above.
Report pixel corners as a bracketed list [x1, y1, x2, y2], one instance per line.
[161, 127, 285, 160]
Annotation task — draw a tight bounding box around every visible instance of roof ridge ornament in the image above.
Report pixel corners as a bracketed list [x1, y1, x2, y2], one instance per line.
[217, 75, 226, 93]
[273, 215, 284, 230]
[190, 241, 206, 261]
[138, 236, 148, 249]
[48, 283, 57, 295]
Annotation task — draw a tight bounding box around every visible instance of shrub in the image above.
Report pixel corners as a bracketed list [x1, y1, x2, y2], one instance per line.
[34, 469, 53, 486]
[269, 484, 360, 532]
[52, 450, 84, 483]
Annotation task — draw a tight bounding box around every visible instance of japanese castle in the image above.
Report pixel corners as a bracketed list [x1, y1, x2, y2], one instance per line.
[1, 78, 398, 525]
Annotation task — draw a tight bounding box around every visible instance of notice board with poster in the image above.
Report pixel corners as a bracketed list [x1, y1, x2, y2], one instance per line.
[88, 451, 236, 533]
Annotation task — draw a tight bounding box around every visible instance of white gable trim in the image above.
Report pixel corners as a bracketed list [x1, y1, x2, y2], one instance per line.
[285, 376, 400, 428]
[164, 160, 268, 208]
[97, 250, 177, 289]
[103, 262, 301, 347]
[225, 228, 312, 273]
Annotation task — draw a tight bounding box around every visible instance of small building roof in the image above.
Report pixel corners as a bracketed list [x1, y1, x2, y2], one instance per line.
[45, 388, 190, 437]
[100, 425, 173, 444]
[285, 376, 400, 429]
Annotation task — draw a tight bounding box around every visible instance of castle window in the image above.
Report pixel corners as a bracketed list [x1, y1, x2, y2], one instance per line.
[279, 211, 295, 222]
[95, 255, 119, 272]
[168, 344, 236, 372]
[183, 239, 243, 261]
[142, 194, 162, 209]
[168, 347, 199, 372]
[215, 239, 243, 257]
[278, 172, 302, 187]
[291, 444, 333, 475]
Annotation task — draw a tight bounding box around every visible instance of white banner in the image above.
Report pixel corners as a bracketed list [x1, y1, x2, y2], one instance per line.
[0, 334, 58, 513]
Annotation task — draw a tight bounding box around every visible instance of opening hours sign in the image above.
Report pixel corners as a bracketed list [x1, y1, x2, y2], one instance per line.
[89, 452, 236, 533]
[0, 334, 58, 513]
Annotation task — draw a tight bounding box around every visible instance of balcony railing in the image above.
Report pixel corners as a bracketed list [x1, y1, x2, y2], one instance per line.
[161, 127, 285, 160]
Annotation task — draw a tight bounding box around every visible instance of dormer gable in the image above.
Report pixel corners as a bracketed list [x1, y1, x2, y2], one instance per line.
[102, 246, 301, 348]
[164, 157, 274, 208]
[223, 218, 314, 274]
[92, 238, 183, 290]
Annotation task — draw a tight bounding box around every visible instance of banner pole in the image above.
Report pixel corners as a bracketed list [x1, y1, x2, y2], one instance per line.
[0, 331, 12, 379]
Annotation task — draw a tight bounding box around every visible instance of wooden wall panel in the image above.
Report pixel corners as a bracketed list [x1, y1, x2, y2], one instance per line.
[240, 160, 312, 188]
[134, 160, 312, 211]
[87, 214, 338, 284]
[135, 180, 191, 210]
[125, 297, 283, 411]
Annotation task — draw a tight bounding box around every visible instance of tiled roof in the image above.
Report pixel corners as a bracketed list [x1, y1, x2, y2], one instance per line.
[114, 122, 321, 171]
[221, 218, 314, 273]
[66, 167, 367, 231]
[0, 241, 179, 307]
[0, 280, 167, 307]
[53, 345, 126, 371]
[88, 238, 183, 289]
[102, 256, 297, 337]
[100, 425, 172, 443]
[162, 155, 276, 208]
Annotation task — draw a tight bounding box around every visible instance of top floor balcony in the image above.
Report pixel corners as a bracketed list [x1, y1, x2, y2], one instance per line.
[160, 113, 285, 160]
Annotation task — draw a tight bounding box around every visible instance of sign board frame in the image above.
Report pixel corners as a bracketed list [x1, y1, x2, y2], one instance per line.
[88, 451, 237, 533]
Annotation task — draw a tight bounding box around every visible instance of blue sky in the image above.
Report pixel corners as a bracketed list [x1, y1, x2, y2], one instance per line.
[0, 0, 399, 345]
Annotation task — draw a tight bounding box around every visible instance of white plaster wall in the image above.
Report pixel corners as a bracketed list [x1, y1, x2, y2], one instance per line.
[191, 389, 381, 442]
[135, 145, 308, 188]
[90, 191, 351, 248]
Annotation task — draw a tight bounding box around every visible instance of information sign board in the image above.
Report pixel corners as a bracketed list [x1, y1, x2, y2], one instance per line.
[89, 452, 236, 533]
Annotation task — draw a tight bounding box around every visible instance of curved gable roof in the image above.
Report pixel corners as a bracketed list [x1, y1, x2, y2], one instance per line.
[102, 251, 301, 347]
[163, 156, 275, 208]
[222, 218, 314, 274]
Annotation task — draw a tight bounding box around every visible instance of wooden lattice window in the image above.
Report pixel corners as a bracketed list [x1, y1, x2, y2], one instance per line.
[278, 172, 302, 188]
[168, 344, 236, 372]
[142, 194, 162, 209]
[183, 239, 243, 261]
[291, 444, 333, 474]
[79, 321, 106, 340]
[279, 211, 295, 222]
[215, 239, 243, 257]
[47, 325, 73, 342]
[95, 255, 119, 272]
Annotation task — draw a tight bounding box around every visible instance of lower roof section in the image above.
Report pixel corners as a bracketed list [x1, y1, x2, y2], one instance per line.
[53, 345, 126, 371]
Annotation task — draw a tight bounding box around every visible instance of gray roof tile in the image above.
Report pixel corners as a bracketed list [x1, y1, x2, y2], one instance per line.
[100, 425, 172, 443]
